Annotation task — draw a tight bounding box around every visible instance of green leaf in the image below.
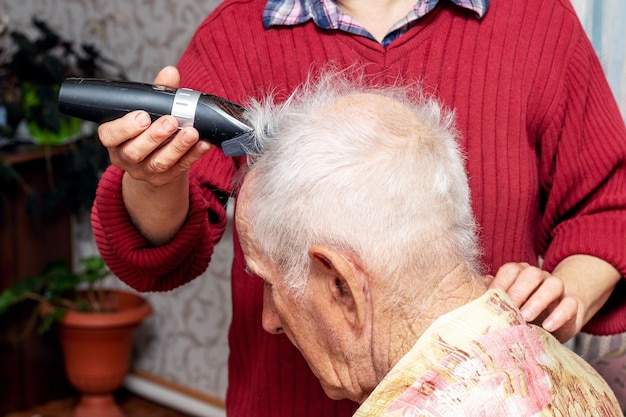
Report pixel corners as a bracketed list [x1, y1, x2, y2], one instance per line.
[42, 262, 80, 298]
[38, 306, 65, 334]
[0, 289, 19, 314]
[80, 256, 109, 284]
[0, 276, 44, 313]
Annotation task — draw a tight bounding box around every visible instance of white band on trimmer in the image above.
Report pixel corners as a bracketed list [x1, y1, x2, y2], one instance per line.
[172, 88, 201, 128]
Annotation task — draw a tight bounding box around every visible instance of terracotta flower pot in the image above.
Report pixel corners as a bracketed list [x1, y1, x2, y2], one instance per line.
[56, 290, 151, 417]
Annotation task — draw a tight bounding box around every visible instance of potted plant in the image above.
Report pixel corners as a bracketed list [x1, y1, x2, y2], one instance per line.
[0, 16, 126, 144]
[0, 255, 152, 417]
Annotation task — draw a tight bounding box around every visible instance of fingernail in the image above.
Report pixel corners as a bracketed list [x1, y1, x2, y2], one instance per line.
[135, 111, 151, 128]
[161, 117, 176, 132]
[180, 129, 197, 145]
[520, 307, 533, 322]
[198, 140, 212, 152]
[542, 318, 555, 332]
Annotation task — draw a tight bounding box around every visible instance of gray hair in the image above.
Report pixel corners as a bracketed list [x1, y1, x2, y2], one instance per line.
[240, 71, 482, 300]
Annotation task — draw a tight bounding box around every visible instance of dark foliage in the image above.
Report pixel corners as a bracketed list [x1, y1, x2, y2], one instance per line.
[0, 17, 127, 137]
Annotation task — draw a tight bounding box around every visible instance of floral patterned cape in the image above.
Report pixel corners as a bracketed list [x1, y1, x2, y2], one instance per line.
[355, 289, 622, 416]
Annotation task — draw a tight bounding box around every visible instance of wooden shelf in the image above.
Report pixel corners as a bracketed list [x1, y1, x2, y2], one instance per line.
[0, 142, 75, 165]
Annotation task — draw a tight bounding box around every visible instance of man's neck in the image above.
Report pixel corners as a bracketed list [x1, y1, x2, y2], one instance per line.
[336, 0, 417, 42]
[376, 264, 487, 378]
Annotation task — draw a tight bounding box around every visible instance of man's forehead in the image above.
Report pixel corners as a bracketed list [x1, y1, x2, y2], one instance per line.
[235, 184, 254, 251]
[235, 174, 253, 227]
[235, 188, 273, 279]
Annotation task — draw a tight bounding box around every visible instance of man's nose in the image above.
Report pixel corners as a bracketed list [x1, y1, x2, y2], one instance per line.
[262, 285, 283, 334]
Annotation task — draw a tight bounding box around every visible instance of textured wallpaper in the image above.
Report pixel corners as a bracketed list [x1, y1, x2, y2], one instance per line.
[2, 0, 220, 83]
[2, 0, 232, 406]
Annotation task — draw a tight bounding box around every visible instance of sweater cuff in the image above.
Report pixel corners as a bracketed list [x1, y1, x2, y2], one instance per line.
[582, 280, 626, 336]
[542, 211, 626, 276]
[92, 166, 226, 291]
[542, 213, 626, 335]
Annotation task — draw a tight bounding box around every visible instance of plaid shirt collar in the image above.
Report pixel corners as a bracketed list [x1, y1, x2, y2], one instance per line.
[263, 0, 488, 46]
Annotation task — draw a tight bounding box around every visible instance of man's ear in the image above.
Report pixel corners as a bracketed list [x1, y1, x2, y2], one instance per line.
[308, 245, 368, 330]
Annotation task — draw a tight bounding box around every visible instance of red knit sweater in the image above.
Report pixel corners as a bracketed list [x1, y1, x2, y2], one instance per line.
[92, 0, 626, 415]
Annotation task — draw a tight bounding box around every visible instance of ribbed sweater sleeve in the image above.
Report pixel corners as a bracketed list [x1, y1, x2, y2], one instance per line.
[537, 26, 626, 334]
[91, 145, 236, 292]
[539, 23, 626, 273]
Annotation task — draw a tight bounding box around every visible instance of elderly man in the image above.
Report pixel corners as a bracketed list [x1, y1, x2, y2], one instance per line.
[235, 73, 622, 416]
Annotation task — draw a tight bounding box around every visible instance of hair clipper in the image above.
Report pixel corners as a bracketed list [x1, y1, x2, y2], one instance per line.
[57, 77, 255, 156]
